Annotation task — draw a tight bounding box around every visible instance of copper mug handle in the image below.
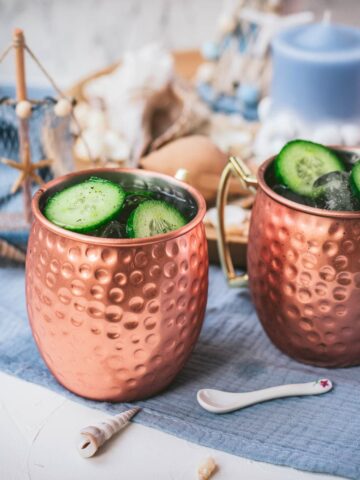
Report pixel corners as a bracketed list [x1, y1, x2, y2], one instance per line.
[216, 156, 258, 287]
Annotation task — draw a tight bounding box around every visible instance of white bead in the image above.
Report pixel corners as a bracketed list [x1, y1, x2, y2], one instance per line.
[54, 98, 72, 117]
[340, 124, 360, 146]
[15, 100, 32, 119]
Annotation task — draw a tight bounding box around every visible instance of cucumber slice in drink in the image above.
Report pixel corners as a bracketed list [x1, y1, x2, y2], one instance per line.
[44, 176, 125, 232]
[350, 160, 360, 199]
[126, 200, 186, 238]
[274, 140, 345, 198]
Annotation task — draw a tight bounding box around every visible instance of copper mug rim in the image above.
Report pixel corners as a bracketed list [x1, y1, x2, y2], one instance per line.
[258, 152, 360, 220]
[32, 167, 207, 247]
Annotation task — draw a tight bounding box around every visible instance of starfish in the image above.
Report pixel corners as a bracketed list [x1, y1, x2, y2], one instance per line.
[0, 143, 52, 193]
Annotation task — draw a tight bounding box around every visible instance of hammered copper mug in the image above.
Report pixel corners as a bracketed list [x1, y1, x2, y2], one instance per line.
[26, 168, 208, 401]
[217, 154, 360, 367]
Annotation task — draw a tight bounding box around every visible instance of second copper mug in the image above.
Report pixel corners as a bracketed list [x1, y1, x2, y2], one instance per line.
[26, 168, 208, 401]
[217, 153, 360, 367]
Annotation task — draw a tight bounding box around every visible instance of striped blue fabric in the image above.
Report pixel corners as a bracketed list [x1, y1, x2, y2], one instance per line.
[0, 265, 359, 479]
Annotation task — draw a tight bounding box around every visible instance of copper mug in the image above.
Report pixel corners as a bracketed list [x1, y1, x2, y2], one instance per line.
[26, 168, 208, 401]
[217, 154, 360, 367]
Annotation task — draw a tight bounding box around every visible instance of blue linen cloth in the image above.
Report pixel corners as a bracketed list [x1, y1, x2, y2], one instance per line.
[0, 264, 359, 479]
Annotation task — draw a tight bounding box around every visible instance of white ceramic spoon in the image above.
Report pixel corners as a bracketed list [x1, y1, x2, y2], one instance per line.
[197, 379, 333, 414]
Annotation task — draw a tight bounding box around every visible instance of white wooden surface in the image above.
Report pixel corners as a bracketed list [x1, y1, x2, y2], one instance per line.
[0, 371, 343, 480]
[0, 1, 357, 478]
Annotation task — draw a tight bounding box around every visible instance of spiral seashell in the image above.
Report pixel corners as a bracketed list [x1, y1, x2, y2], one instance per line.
[77, 407, 141, 458]
[0, 239, 26, 263]
[198, 457, 217, 480]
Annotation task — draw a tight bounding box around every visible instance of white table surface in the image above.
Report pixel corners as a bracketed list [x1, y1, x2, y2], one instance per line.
[0, 371, 343, 480]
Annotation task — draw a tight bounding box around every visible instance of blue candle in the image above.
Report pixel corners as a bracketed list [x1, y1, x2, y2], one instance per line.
[271, 22, 360, 122]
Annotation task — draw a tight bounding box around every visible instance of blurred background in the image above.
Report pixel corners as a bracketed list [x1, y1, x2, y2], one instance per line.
[1, 0, 360, 259]
[0, 0, 359, 86]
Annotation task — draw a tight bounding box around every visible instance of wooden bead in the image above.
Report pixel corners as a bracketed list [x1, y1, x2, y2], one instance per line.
[15, 100, 32, 119]
[54, 98, 72, 117]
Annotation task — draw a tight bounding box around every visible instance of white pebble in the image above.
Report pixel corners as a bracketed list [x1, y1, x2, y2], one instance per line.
[312, 124, 342, 145]
[340, 124, 360, 146]
[15, 100, 32, 119]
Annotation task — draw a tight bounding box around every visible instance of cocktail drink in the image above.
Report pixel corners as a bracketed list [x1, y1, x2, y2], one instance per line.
[43, 174, 197, 238]
[26, 169, 208, 401]
[217, 141, 360, 367]
[266, 140, 360, 212]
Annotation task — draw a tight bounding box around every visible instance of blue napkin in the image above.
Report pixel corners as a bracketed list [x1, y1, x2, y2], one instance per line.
[0, 265, 359, 479]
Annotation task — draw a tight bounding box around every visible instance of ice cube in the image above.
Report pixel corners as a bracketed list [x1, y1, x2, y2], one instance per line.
[97, 220, 126, 238]
[313, 171, 360, 211]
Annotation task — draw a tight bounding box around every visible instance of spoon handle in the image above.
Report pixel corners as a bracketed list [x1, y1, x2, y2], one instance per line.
[197, 379, 333, 414]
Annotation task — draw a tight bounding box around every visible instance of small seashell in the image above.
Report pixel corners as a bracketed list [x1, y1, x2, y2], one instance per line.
[54, 98, 72, 117]
[78, 407, 141, 458]
[15, 100, 32, 119]
[198, 457, 217, 480]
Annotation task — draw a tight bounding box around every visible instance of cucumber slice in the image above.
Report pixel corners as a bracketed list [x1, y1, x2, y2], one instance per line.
[44, 176, 125, 233]
[126, 200, 186, 238]
[350, 160, 360, 199]
[275, 140, 345, 198]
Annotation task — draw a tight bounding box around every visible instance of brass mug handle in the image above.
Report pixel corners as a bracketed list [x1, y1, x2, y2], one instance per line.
[216, 156, 258, 288]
